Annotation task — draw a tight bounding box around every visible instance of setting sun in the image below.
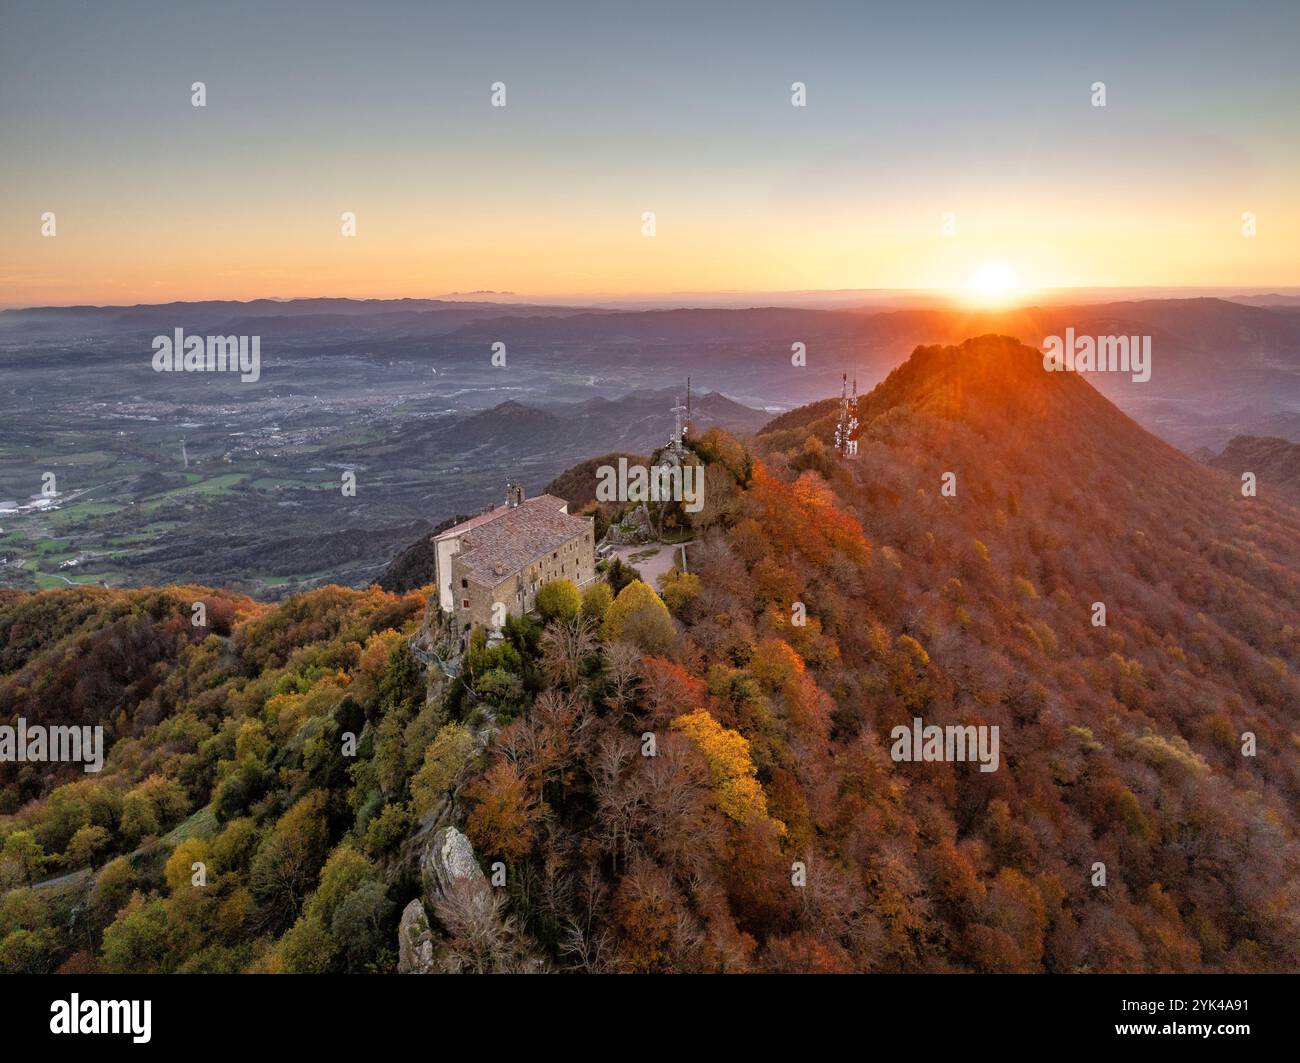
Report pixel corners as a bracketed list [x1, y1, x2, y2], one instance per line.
[966, 262, 1021, 301]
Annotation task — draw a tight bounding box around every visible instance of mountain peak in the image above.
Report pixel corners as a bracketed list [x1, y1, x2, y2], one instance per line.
[763, 333, 1137, 447]
[872, 334, 1096, 418]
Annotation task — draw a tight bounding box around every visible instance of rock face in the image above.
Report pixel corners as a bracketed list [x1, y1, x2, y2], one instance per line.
[603, 502, 654, 545]
[421, 825, 488, 904]
[403, 825, 545, 974]
[397, 899, 436, 974]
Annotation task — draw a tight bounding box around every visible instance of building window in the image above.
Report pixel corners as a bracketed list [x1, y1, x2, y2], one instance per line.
[461, 599, 470, 609]
[461, 578, 468, 588]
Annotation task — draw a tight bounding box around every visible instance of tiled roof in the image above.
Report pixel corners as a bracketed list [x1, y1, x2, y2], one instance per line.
[434, 504, 509, 540]
[446, 495, 590, 586]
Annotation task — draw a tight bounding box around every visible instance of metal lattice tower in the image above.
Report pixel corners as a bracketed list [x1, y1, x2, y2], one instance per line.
[670, 393, 687, 455]
[834, 374, 848, 456]
[847, 375, 859, 458]
[834, 374, 860, 459]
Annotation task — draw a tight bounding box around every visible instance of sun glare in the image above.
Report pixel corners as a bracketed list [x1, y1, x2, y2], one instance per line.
[966, 262, 1020, 302]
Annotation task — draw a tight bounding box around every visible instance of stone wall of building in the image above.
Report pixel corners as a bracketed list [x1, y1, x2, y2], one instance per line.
[450, 521, 596, 635]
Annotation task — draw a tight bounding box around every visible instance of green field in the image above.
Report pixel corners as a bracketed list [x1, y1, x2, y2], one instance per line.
[250, 477, 327, 491]
[161, 805, 220, 847]
[33, 569, 106, 589]
[47, 501, 128, 529]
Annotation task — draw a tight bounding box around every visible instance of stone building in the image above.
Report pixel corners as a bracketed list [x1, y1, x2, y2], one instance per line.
[434, 482, 596, 637]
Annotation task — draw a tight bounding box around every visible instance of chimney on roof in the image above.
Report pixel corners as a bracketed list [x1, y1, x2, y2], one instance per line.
[505, 480, 524, 508]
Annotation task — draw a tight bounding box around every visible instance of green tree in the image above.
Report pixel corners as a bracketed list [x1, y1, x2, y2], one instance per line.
[1, 831, 49, 881]
[0, 888, 48, 938]
[279, 845, 387, 974]
[535, 578, 581, 623]
[602, 580, 677, 655]
[209, 817, 259, 874]
[89, 857, 139, 930]
[304, 845, 376, 926]
[276, 915, 336, 973]
[604, 557, 638, 595]
[65, 824, 111, 869]
[581, 581, 613, 623]
[361, 802, 410, 858]
[377, 642, 425, 720]
[118, 791, 159, 845]
[410, 723, 475, 817]
[213, 762, 270, 822]
[474, 667, 526, 713]
[373, 643, 428, 797]
[331, 880, 393, 973]
[249, 792, 330, 931]
[100, 894, 172, 973]
[657, 569, 701, 617]
[0, 927, 57, 973]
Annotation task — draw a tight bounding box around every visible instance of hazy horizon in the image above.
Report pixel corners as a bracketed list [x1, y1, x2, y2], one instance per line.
[6, 284, 1300, 315]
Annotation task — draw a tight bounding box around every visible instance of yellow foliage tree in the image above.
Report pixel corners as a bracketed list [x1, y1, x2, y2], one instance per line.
[657, 569, 701, 616]
[410, 722, 475, 817]
[749, 638, 805, 694]
[671, 710, 779, 829]
[601, 580, 676, 654]
[581, 581, 613, 622]
[164, 837, 210, 892]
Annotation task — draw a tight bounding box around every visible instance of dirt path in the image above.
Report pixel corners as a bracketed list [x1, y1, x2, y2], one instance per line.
[32, 865, 94, 894]
[610, 541, 693, 588]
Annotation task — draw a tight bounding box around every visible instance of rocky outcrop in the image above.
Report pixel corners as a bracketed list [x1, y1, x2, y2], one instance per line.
[603, 502, 654, 545]
[397, 899, 436, 974]
[421, 826, 488, 902]
[401, 791, 548, 973]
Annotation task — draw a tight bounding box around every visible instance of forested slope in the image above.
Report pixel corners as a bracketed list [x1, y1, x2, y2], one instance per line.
[3, 336, 1298, 973]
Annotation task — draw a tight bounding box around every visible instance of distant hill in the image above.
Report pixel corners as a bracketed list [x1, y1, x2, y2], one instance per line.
[386, 388, 767, 460]
[543, 452, 648, 510]
[728, 335, 1300, 969]
[6, 295, 1297, 452]
[374, 512, 473, 593]
[0, 297, 599, 342]
[1247, 410, 1300, 443]
[1228, 293, 1300, 307]
[371, 389, 768, 593]
[1208, 435, 1300, 497]
[758, 397, 839, 439]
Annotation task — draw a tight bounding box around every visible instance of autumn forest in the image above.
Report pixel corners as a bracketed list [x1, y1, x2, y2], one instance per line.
[2, 336, 1297, 975]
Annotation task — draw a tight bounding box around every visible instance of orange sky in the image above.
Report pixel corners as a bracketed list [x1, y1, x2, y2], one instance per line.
[5, 192, 1296, 307]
